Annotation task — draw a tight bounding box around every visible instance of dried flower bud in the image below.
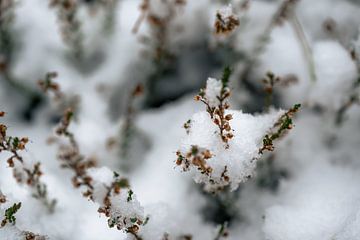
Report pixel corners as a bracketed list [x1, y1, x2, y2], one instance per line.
[132, 84, 144, 97]
[194, 95, 201, 101]
[214, 4, 240, 35]
[225, 114, 233, 121]
[203, 150, 212, 159]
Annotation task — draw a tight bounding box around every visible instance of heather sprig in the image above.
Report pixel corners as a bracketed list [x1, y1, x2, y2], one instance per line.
[50, 0, 84, 59]
[43, 87, 145, 237]
[1, 202, 21, 227]
[259, 104, 301, 154]
[194, 67, 234, 148]
[0, 112, 57, 213]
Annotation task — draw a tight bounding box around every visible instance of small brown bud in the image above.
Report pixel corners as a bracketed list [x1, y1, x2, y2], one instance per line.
[223, 91, 230, 99]
[226, 133, 234, 139]
[194, 95, 201, 101]
[7, 158, 14, 167]
[225, 114, 233, 121]
[132, 84, 144, 97]
[203, 150, 212, 159]
[224, 123, 231, 131]
[176, 157, 183, 165]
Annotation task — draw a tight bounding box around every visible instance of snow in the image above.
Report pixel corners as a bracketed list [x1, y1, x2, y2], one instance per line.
[1, 0, 360, 239]
[308, 41, 357, 109]
[263, 163, 360, 240]
[178, 109, 284, 192]
[217, 4, 236, 24]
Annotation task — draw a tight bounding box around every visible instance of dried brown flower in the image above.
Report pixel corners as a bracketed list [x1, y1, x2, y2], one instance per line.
[214, 5, 240, 35]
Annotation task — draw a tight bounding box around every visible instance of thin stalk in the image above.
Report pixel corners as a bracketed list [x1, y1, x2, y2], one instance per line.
[289, 12, 317, 82]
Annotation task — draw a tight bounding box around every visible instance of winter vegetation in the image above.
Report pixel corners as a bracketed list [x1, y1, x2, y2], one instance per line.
[0, 0, 360, 239]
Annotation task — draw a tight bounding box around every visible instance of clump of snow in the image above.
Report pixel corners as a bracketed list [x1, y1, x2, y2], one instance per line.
[88, 167, 145, 232]
[178, 109, 284, 192]
[87, 167, 114, 204]
[204, 77, 223, 108]
[108, 191, 144, 231]
[217, 4, 236, 24]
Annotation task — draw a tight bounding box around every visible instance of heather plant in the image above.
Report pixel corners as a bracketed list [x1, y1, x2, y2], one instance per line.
[176, 68, 300, 192]
[119, 84, 144, 160]
[42, 88, 146, 238]
[50, 0, 84, 60]
[237, 0, 315, 93]
[132, 0, 187, 107]
[1, 1, 360, 240]
[0, 112, 56, 213]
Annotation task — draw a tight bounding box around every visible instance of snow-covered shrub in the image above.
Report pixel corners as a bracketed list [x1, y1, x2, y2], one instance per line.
[176, 68, 300, 192]
[2, 0, 360, 239]
[49, 106, 145, 238]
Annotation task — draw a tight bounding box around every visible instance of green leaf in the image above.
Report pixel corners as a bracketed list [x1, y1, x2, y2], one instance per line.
[4, 202, 21, 225]
[221, 66, 232, 87]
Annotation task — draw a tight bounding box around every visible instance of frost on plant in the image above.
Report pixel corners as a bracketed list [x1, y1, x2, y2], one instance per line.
[214, 4, 240, 36]
[89, 168, 145, 235]
[176, 68, 299, 192]
[2, 1, 360, 239]
[50, 105, 145, 237]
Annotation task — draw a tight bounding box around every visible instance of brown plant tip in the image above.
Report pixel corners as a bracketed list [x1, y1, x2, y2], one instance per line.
[176, 146, 213, 175]
[56, 108, 75, 145]
[183, 119, 191, 134]
[214, 5, 240, 36]
[263, 72, 299, 108]
[38, 72, 62, 99]
[132, 84, 144, 97]
[23, 231, 47, 240]
[196, 68, 234, 148]
[0, 193, 6, 204]
[221, 166, 230, 182]
[0, 111, 5, 117]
